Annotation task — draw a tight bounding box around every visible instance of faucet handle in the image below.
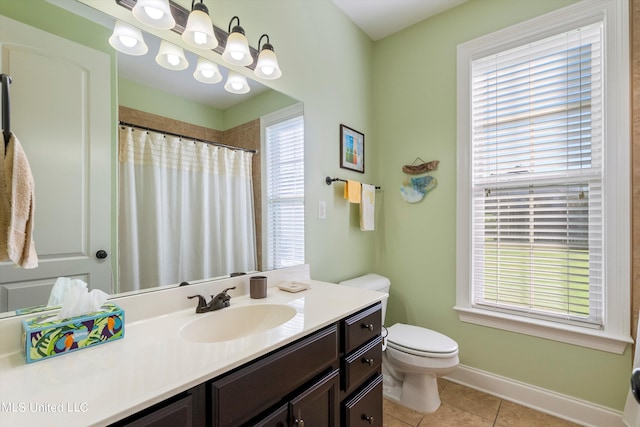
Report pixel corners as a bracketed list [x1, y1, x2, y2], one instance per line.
[222, 286, 236, 294]
[187, 295, 209, 313]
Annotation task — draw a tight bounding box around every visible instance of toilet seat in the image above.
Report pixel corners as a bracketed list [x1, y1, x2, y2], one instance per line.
[387, 323, 458, 358]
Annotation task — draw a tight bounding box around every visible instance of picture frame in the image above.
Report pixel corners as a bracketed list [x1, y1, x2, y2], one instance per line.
[340, 124, 365, 173]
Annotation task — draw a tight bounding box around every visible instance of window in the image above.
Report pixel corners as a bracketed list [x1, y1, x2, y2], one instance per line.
[456, 0, 630, 353]
[261, 104, 305, 270]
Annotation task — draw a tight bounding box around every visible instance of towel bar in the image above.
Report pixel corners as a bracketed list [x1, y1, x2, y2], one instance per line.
[325, 176, 381, 190]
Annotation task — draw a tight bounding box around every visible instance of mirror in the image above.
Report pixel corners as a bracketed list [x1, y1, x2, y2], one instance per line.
[0, 0, 302, 317]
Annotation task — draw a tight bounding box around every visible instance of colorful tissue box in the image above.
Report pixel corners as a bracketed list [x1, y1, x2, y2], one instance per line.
[22, 303, 124, 364]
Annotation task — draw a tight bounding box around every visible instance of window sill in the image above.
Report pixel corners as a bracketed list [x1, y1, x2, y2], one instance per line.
[454, 306, 632, 354]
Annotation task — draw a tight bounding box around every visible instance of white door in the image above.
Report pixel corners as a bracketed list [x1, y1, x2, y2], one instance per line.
[0, 16, 112, 312]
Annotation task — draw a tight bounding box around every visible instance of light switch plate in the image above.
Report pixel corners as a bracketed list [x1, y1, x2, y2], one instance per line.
[318, 201, 326, 219]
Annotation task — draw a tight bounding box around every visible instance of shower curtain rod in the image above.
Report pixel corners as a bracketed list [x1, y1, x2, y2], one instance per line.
[119, 121, 258, 154]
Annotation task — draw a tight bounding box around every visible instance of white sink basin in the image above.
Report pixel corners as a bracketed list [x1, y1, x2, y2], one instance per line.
[180, 304, 298, 343]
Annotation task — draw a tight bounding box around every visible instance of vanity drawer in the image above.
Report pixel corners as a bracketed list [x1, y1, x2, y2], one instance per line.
[342, 374, 383, 427]
[342, 335, 382, 394]
[341, 303, 382, 354]
[210, 324, 338, 426]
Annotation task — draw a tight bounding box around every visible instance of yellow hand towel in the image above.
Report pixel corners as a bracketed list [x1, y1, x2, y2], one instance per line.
[344, 180, 361, 203]
[0, 132, 38, 268]
[360, 184, 375, 231]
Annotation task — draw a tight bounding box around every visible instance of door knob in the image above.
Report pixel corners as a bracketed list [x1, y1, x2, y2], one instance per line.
[96, 250, 108, 259]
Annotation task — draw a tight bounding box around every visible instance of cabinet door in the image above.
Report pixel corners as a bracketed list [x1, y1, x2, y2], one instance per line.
[290, 369, 339, 427]
[210, 325, 337, 426]
[118, 395, 192, 427]
[251, 403, 288, 427]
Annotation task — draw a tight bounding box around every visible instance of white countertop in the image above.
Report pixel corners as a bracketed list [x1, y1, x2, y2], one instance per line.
[0, 278, 386, 426]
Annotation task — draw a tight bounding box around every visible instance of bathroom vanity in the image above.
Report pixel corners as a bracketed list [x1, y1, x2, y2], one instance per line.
[0, 265, 387, 426]
[111, 303, 382, 426]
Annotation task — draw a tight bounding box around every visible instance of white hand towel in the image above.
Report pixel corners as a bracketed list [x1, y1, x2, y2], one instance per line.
[360, 183, 375, 231]
[0, 132, 38, 268]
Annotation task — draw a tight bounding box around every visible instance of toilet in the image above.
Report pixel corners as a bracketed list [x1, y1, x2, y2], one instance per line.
[340, 274, 459, 413]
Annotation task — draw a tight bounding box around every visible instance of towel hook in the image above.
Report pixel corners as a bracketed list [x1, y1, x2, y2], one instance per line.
[1, 74, 12, 148]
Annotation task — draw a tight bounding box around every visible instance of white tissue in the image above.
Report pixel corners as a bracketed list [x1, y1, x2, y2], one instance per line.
[54, 286, 109, 320]
[47, 277, 88, 306]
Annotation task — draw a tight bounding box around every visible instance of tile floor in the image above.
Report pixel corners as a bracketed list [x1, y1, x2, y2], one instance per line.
[383, 379, 583, 427]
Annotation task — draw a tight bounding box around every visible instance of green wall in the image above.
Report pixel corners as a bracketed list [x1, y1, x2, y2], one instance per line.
[208, 0, 377, 282]
[118, 78, 224, 130]
[119, 78, 298, 131]
[372, 0, 631, 411]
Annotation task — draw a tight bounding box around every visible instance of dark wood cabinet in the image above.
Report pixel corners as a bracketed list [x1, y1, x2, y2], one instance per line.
[252, 403, 289, 427]
[340, 304, 383, 426]
[210, 324, 338, 426]
[342, 374, 383, 426]
[290, 368, 340, 426]
[342, 335, 382, 395]
[109, 302, 383, 427]
[111, 385, 205, 427]
[341, 304, 382, 354]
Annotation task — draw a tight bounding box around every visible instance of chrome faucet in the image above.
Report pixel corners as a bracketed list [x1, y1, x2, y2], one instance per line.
[187, 287, 236, 313]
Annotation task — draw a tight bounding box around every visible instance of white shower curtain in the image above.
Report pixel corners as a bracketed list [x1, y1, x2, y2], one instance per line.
[118, 126, 256, 292]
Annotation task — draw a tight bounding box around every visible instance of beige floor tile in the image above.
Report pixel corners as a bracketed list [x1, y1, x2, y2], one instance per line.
[439, 382, 501, 421]
[438, 377, 452, 393]
[383, 414, 417, 427]
[417, 402, 495, 427]
[495, 400, 583, 427]
[384, 398, 424, 426]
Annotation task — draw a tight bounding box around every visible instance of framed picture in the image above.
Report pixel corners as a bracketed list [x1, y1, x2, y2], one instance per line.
[340, 124, 365, 173]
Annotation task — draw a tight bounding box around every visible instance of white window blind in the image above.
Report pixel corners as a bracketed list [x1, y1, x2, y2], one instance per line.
[470, 23, 603, 327]
[264, 114, 304, 270]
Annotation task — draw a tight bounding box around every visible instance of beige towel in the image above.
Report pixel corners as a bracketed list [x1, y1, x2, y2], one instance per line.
[0, 132, 38, 268]
[360, 184, 375, 231]
[344, 180, 361, 203]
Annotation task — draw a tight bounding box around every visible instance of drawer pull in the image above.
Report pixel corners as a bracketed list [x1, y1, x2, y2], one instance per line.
[363, 357, 375, 366]
[362, 323, 374, 331]
[363, 415, 375, 424]
[295, 419, 304, 427]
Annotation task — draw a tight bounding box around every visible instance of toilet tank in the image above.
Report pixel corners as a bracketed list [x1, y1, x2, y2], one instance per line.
[339, 274, 390, 325]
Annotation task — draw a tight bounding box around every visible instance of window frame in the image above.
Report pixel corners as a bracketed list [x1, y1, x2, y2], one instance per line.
[455, 0, 631, 353]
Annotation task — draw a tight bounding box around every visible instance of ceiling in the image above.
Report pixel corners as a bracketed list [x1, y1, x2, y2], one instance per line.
[332, 0, 468, 40]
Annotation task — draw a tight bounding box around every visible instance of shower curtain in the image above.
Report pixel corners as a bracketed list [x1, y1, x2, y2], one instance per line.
[118, 126, 256, 292]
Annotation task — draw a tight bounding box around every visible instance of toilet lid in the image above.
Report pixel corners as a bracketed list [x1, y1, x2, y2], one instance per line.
[387, 323, 458, 355]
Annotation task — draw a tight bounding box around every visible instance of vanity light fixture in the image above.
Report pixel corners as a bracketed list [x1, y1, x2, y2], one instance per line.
[132, 0, 175, 30]
[109, 21, 148, 56]
[194, 57, 222, 84]
[222, 16, 252, 67]
[224, 71, 250, 94]
[254, 34, 282, 80]
[182, 0, 218, 50]
[155, 40, 189, 70]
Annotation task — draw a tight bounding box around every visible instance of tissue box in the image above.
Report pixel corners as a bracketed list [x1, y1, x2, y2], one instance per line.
[22, 303, 124, 364]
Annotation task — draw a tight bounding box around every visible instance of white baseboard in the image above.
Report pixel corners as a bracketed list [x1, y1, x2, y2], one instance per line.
[444, 364, 625, 427]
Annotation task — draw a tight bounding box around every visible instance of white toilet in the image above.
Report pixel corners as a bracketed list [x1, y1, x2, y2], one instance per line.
[340, 274, 459, 413]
